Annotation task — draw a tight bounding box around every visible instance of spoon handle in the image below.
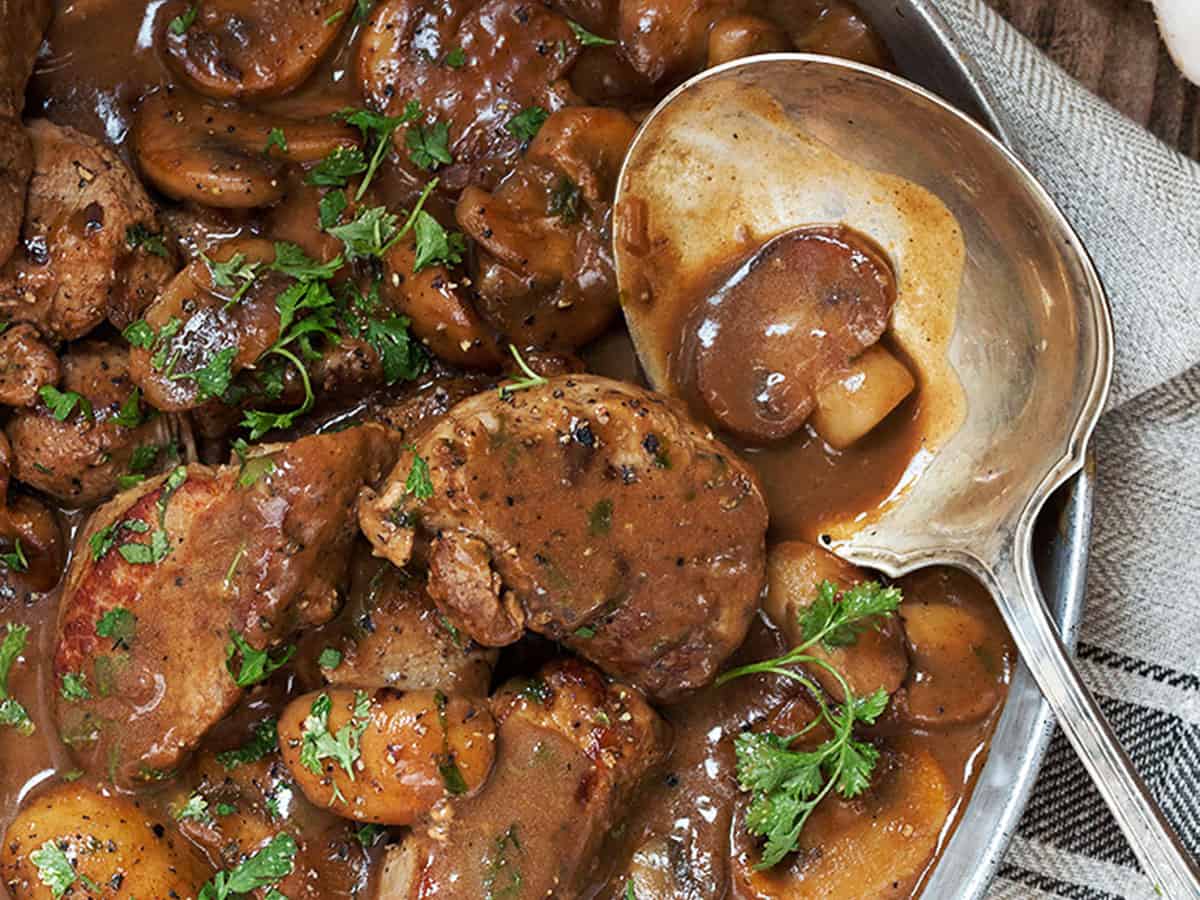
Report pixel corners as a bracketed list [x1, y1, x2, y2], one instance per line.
[988, 545, 1200, 897]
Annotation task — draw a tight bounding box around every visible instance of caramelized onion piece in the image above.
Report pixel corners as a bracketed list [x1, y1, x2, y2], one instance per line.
[692, 225, 895, 442]
[164, 0, 354, 99]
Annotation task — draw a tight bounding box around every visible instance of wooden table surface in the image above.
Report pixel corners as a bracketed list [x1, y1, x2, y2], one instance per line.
[991, 0, 1199, 160]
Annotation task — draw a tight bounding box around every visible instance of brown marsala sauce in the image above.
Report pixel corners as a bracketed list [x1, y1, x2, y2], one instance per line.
[1, 1, 1011, 898]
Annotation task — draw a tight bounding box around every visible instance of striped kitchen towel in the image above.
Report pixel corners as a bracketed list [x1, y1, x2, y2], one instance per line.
[931, 2, 1200, 898]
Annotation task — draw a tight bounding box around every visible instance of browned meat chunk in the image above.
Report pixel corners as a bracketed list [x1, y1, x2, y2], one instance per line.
[52, 425, 397, 784]
[364, 367, 495, 442]
[358, 0, 580, 180]
[0, 324, 58, 408]
[455, 107, 635, 350]
[297, 545, 497, 696]
[169, 740, 370, 899]
[5, 341, 177, 507]
[0, 0, 52, 267]
[359, 374, 768, 700]
[0, 120, 177, 341]
[164, 0, 355, 99]
[377, 659, 670, 898]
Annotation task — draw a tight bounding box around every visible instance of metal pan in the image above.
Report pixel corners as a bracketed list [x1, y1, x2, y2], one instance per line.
[855, 2, 1092, 896]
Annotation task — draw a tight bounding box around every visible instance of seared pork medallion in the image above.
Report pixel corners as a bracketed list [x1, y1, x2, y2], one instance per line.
[52, 425, 397, 784]
[0, 2, 1016, 898]
[359, 374, 768, 700]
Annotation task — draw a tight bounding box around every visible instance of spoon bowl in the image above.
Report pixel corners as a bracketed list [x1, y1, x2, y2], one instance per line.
[613, 55, 1200, 895]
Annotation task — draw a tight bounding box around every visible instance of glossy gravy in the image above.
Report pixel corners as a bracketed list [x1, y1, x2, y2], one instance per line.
[1, 2, 1013, 898]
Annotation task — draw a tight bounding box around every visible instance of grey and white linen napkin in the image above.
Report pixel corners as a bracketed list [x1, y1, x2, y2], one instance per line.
[926, 2, 1200, 898]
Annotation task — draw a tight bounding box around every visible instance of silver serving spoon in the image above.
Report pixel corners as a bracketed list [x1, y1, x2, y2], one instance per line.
[612, 55, 1200, 896]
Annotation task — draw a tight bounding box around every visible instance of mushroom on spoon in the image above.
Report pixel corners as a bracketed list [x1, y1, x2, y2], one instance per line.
[613, 55, 1199, 895]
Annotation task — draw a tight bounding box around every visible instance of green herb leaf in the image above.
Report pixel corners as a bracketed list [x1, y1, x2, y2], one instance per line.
[168, 3, 198, 36]
[39, 385, 93, 423]
[328, 206, 400, 261]
[444, 47, 467, 68]
[60, 671, 90, 703]
[587, 498, 612, 536]
[237, 455, 276, 488]
[318, 189, 348, 229]
[216, 717, 279, 769]
[169, 345, 237, 401]
[89, 518, 149, 562]
[356, 823, 383, 847]
[573, 625, 596, 639]
[505, 106, 548, 144]
[270, 242, 343, 281]
[117, 528, 171, 565]
[176, 793, 211, 822]
[298, 690, 371, 801]
[336, 106, 418, 200]
[411, 210, 466, 272]
[113, 387, 144, 428]
[404, 451, 434, 500]
[498, 344, 547, 398]
[318, 647, 343, 670]
[125, 223, 169, 257]
[30, 840, 77, 898]
[203, 252, 262, 306]
[306, 146, 368, 187]
[365, 314, 428, 385]
[405, 120, 453, 171]
[265, 127, 288, 154]
[199, 832, 298, 900]
[225, 631, 295, 688]
[0, 624, 34, 734]
[1, 538, 28, 573]
[568, 19, 616, 46]
[548, 176, 581, 223]
[95, 607, 136, 650]
[353, 0, 376, 21]
[123, 319, 157, 349]
[799, 580, 901, 650]
[625, 879, 638, 900]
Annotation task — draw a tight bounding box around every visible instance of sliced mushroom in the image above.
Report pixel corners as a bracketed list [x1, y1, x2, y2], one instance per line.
[127, 237, 289, 412]
[730, 741, 952, 898]
[134, 88, 357, 208]
[381, 238, 501, 369]
[764, 540, 908, 702]
[896, 566, 1014, 726]
[618, 0, 759, 84]
[691, 226, 896, 442]
[454, 107, 635, 350]
[358, 0, 580, 175]
[0, 492, 65, 595]
[164, 0, 354, 99]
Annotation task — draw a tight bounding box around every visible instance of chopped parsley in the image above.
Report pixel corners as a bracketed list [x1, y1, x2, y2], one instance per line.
[356, 823, 384, 847]
[1, 538, 28, 573]
[318, 189, 348, 229]
[444, 47, 466, 67]
[270, 242, 343, 281]
[412, 210, 466, 272]
[125, 223, 169, 257]
[434, 691, 468, 795]
[405, 120, 453, 171]
[498, 344, 547, 398]
[568, 20, 615, 46]
[573, 625, 596, 639]
[113, 387, 144, 428]
[337, 105, 420, 199]
[328, 206, 401, 261]
[549, 176, 582, 223]
[168, 345, 237, 401]
[30, 840, 81, 898]
[176, 793, 211, 822]
[318, 647, 343, 670]
[122, 318, 157, 349]
[39, 385, 93, 423]
[216, 717, 279, 769]
[89, 517, 149, 562]
[225, 631, 295, 688]
[265, 127, 288, 154]
[505, 106, 548, 144]
[0, 624, 34, 735]
[482, 824, 523, 900]
[198, 832, 297, 900]
[299, 690, 371, 803]
[716, 579, 902, 867]
[95, 607, 136, 650]
[236, 454, 276, 488]
[59, 671, 90, 703]
[203, 251, 262, 308]
[306, 145, 368, 188]
[404, 450, 434, 500]
[168, 3, 198, 36]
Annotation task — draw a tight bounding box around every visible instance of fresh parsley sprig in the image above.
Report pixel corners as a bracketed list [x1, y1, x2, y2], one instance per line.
[198, 832, 297, 900]
[716, 579, 901, 868]
[299, 690, 371, 804]
[498, 344, 547, 398]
